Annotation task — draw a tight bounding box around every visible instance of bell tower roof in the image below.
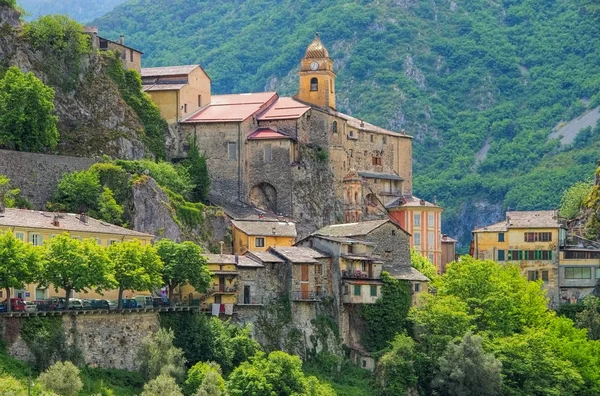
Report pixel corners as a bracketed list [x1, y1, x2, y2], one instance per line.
[304, 33, 329, 59]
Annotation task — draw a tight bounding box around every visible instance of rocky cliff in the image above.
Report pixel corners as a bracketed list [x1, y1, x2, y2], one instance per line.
[0, 5, 148, 159]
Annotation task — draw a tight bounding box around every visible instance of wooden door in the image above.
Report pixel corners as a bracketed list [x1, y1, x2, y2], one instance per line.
[301, 264, 309, 281]
[301, 282, 309, 300]
[219, 276, 225, 292]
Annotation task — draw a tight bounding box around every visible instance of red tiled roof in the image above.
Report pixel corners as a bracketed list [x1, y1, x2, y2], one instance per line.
[257, 97, 310, 120]
[183, 92, 278, 123]
[247, 128, 291, 140]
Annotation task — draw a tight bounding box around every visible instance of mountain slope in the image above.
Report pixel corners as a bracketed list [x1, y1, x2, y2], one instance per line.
[17, 0, 126, 22]
[95, 0, 600, 248]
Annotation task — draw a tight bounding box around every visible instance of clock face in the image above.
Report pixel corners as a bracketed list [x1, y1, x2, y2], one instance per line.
[310, 61, 319, 71]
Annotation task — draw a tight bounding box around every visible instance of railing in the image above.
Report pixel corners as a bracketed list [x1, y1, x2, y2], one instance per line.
[290, 291, 327, 302]
[206, 285, 238, 294]
[342, 270, 375, 279]
[237, 295, 267, 306]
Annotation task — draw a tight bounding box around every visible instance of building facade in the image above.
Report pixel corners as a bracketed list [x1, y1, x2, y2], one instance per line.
[231, 220, 297, 254]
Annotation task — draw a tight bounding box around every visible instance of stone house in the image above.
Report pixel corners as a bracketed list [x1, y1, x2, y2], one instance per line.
[85, 27, 142, 72]
[472, 210, 566, 307]
[231, 219, 297, 254]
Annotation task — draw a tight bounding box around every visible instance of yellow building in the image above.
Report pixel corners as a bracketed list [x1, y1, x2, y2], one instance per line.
[0, 208, 154, 301]
[231, 220, 296, 254]
[472, 210, 564, 307]
[141, 65, 212, 124]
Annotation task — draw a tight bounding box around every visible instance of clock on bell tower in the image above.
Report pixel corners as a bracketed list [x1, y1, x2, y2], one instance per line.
[296, 33, 336, 109]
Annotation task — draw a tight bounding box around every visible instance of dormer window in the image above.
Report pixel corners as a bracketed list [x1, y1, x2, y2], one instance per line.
[310, 77, 318, 91]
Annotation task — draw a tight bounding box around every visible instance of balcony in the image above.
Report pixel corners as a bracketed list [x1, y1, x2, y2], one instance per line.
[207, 285, 238, 294]
[291, 291, 327, 302]
[342, 270, 377, 280]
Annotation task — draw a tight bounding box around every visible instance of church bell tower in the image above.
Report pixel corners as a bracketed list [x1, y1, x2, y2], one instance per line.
[296, 33, 336, 109]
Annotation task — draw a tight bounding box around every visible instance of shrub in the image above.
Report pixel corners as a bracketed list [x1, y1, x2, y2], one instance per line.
[50, 170, 101, 213]
[560, 181, 593, 219]
[97, 187, 124, 225]
[184, 361, 224, 395]
[0, 66, 58, 152]
[141, 374, 183, 396]
[38, 361, 83, 396]
[138, 328, 187, 382]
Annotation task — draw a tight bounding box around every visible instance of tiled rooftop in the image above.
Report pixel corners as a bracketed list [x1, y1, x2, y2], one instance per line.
[315, 219, 391, 237]
[202, 254, 260, 266]
[141, 65, 199, 77]
[474, 210, 563, 232]
[183, 92, 278, 123]
[231, 220, 297, 237]
[269, 246, 328, 263]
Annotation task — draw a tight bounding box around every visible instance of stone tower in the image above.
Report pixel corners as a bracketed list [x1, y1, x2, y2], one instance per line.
[343, 169, 363, 222]
[296, 33, 336, 109]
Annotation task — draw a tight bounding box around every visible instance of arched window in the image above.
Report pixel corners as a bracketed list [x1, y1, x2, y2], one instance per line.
[310, 77, 318, 91]
[354, 191, 359, 203]
[332, 121, 338, 134]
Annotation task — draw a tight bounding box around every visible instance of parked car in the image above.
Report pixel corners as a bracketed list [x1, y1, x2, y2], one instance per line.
[47, 297, 66, 310]
[24, 301, 37, 313]
[107, 300, 117, 310]
[68, 298, 84, 310]
[1, 298, 25, 312]
[152, 297, 170, 307]
[134, 295, 153, 308]
[121, 299, 138, 309]
[89, 299, 110, 310]
[82, 299, 93, 310]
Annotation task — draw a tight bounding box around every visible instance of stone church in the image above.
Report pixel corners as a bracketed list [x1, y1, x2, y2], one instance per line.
[145, 35, 414, 236]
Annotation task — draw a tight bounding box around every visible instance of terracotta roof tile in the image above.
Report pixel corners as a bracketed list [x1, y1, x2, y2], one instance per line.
[257, 97, 310, 120]
[183, 92, 278, 123]
[247, 128, 291, 140]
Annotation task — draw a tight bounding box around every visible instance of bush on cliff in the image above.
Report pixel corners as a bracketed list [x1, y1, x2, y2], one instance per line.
[137, 328, 187, 383]
[38, 361, 83, 396]
[0, 66, 58, 152]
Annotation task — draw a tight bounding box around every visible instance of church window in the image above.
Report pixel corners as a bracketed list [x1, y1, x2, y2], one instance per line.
[310, 77, 318, 91]
[354, 191, 359, 203]
[198, 95, 202, 107]
[330, 79, 333, 93]
[228, 142, 237, 160]
[184, 103, 187, 113]
[130, 49, 134, 62]
[332, 121, 338, 133]
[264, 144, 272, 162]
[370, 135, 374, 143]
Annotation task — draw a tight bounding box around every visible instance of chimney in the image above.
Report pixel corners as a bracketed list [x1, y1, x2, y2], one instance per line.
[52, 214, 60, 227]
[120, 34, 124, 45]
[272, 226, 277, 235]
[234, 254, 239, 264]
[419, 199, 425, 206]
[360, 120, 365, 128]
[219, 241, 224, 255]
[80, 213, 88, 224]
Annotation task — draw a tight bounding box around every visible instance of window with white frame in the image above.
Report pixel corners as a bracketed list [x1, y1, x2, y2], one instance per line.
[428, 213, 434, 226]
[414, 213, 421, 227]
[414, 232, 421, 246]
[15, 232, 24, 241]
[428, 231, 434, 247]
[30, 234, 43, 246]
[255, 237, 265, 248]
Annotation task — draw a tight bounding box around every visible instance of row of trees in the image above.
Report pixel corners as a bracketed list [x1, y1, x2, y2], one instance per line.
[0, 231, 211, 311]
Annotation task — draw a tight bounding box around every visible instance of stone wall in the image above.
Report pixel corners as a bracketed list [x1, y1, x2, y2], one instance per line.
[1, 312, 160, 370]
[0, 150, 97, 208]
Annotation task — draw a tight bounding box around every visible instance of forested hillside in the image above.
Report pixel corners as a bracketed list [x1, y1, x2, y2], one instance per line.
[95, 0, 600, 248]
[17, 0, 126, 22]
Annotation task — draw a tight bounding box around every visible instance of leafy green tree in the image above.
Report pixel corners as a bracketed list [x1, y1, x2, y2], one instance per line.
[432, 332, 502, 396]
[410, 248, 437, 281]
[560, 181, 593, 219]
[0, 66, 58, 151]
[377, 333, 418, 396]
[155, 239, 211, 303]
[576, 296, 600, 340]
[138, 328, 187, 383]
[0, 0, 16, 9]
[107, 240, 163, 310]
[186, 139, 210, 203]
[41, 234, 116, 310]
[0, 231, 40, 312]
[360, 271, 412, 352]
[51, 170, 101, 213]
[437, 257, 550, 336]
[193, 368, 225, 396]
[0, 176, 31, 209]
[141, 374, 183, 396]
[184, 362, 224, 395]
[38, 361, 83, 396]
[97, 187, 124, 225]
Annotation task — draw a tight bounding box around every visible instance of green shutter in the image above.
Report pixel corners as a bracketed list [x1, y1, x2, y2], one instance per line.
[370, 285, 377, 297]
[354, 285, 361, 296]
[518, 250, 523, 260]
[548, 250, 552, 261]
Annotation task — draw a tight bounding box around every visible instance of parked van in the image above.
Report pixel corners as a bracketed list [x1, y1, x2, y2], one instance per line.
[134, 295, 153, 308]
[68, 298, 84, 310]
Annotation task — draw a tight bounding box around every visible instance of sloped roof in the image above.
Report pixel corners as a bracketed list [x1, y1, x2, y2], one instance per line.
[332, 110, 411, 138]
[314, 219, 391, 237]
[141, 65, 199, 77]
[245, 251, 283, 264]
[257, 97, 310, 120]
[269, 246, 328, 263]
[231, 220, 297, 237]
[388, 266, 429, 282]
[202, 254, 260, 266]
[474, 210, 563, 232]
[304, 34, 330, 58]
[441, 235, 458, 243]
[183, 92, 278, 123]
[247, 128, 291, 140]
[142, 83, 186, 92]
[0, 209, 153, 238]
[358, 171, 404, 181]
[386, 195, 441, 209]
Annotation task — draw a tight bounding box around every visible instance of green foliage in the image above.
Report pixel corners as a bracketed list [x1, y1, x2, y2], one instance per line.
[575, 295, 600, 340]
[107, 240, 163, 309]
[184, 139, 211, 203]
[585, 167, 600, 240]
[410, 248, 437, 281]
[432, 332, 502, 396]
[137, 328, 187, 383]
[116, 159, 194, 199]
[560, 181, 593, 219]
[24, 15, 90, 91]
[184, 361, 224, 396]
[377, 333, 418, 396]
[0, 176, 32, 209]
[0, 231, 40, 311]
[50, 170, 101, 213]
[141, 374, 183, 396]
[160, 312, 259, 375]
[226, 351, 333, 396]
[104, 52, 167, 158]
[360, 272, 411, 352]
[97, 0, 600, 247]
[155, 239, 211, 301]
[38, 361, 83, 396]
[97, 187, 124, 225]
[192, 368, 225, 396]
[41, 233, 116, 309]
[436, 256, 550, 336]
[0, 66, 58, 152]
[303, 354, 376, 396]
[0, 0, 16, 9]
[20, 317, 68, 371]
